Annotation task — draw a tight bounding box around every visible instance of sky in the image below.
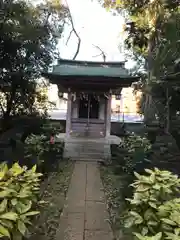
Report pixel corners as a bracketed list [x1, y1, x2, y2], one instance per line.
[58, 0, 134, 64]
[48, 0, 137, 108]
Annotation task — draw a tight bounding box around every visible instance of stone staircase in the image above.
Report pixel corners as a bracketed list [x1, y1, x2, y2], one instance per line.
[63, 138, 111, 161]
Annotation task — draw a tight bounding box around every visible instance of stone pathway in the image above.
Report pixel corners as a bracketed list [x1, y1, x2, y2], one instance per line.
[55, 161, 113, 240]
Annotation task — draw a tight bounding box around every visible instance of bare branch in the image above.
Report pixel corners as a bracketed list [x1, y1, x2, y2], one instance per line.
[92, 44, 106, 62]
[65, 0, 81, 60]
[66, 29, 73, 45]
[92, 54, 103, 58]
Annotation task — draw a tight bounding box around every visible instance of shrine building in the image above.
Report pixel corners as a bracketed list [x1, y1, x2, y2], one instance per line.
[42, 59, 139, 160]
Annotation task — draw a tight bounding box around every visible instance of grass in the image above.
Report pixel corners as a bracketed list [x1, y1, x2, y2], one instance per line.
[28, 159, 74, 240]
[100, 165, 133, 240]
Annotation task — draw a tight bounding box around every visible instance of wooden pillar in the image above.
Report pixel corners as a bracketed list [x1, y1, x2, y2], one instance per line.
[105, 94, 112, 137]
[66, 92, 72, 137]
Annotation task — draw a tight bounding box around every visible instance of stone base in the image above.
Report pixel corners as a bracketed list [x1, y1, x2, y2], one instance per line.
[56, 134, 121, 161]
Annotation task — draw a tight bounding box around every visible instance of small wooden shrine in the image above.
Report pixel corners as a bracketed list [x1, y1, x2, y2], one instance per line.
[42, 59, 139, 138]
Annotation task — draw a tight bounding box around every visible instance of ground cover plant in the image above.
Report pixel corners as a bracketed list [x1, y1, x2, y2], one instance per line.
[101, 132, 180, 240]
[125, 168, 180, 240]
[0, 162, 42, 240]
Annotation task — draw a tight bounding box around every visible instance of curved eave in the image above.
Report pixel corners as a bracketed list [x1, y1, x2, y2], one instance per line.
[42, 72, 139, 89]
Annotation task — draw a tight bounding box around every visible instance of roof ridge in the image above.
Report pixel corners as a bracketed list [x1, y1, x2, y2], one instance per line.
[58, 58, 126, 67]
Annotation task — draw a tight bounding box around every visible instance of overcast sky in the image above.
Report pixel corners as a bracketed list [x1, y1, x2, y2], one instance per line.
[48, 0, 136, 104]
[58, 0, 134, 63]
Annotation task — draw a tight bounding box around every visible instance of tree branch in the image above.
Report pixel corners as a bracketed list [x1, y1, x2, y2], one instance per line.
[92, 53, 103, 58]
[92, 44, 106, 62]
[65, 0, 81, 60]
[66, 29, 73, 45]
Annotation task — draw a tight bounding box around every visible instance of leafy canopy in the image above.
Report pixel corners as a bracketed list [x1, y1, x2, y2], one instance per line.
[0, 0, 68, 130]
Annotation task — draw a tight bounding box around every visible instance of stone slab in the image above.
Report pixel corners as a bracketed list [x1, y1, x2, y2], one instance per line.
[63, 162, 86, 214]
[85, 230, 113, 240]
[55, 213, 84, 240]
[86, 163, 105, 202]
[63, 199, 85, 214]
[85, 201, 111, 231]
[55, 161, 113, 240]
[67, 162, 86, 199]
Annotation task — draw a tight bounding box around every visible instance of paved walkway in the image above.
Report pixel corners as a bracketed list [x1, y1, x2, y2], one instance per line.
[55, 162, 113, 240]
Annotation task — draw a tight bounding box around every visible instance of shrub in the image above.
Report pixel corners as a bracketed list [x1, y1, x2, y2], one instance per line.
[125, 168, 180, 239]
[40, 121, 62, 137]
[112, 134, 152, 175]
[25, 134, 64, 172]
[119, 134, 151, 154]
[21, 120, 62, 143]
[0, 162, 42, 239]
[25, 134, 46, 160]
[158, 198, 180, 240]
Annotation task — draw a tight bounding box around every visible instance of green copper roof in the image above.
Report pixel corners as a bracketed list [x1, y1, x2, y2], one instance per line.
[52, 59, 130, 78]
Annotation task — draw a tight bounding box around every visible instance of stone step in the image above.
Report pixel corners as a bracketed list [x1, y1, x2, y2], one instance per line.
[64, 139, 111, 161]
[64, 146, 105, 149]
[77, 144, 105, 148]
[77, 153, 104, 157]
[78, 151, 105, 154]
[71, 158, 102, 161]
[78, 157, 104, 159]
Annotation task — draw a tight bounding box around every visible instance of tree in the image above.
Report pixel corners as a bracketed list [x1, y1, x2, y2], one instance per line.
[100, 0, 180, 130]
[0, 0, 68, 131]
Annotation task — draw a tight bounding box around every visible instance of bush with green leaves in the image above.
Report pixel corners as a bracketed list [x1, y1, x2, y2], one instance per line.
[125, 168, 180, 239]
[25, 134, 46, 159]
[119, 134, 151, 154]
[112, 133, 152, 175]
[0, 162, 42, 239]
[40, 121, 62, 137]
[25, 134, 64, 170]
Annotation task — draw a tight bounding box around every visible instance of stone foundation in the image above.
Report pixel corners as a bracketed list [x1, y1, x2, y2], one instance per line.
[56, 134, 121, 161]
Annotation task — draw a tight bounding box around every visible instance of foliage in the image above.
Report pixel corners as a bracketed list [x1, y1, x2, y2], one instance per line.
[120, 134, 151, 153]
[40, 121, 63, 137]
[125, 168, 180, 239]
[29, 160, 74, 240]
[100, 161, 134, 239]
[112, 134, 152, 175]
[100, 0, 180, 128]
[0, 162, 42, 239]
[15, 82, 54, 118]
[25, 134, 47, 164]
[0, 0, 68, 131]
[25, 133, 64, 170]
[102, 0, 180, 73]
